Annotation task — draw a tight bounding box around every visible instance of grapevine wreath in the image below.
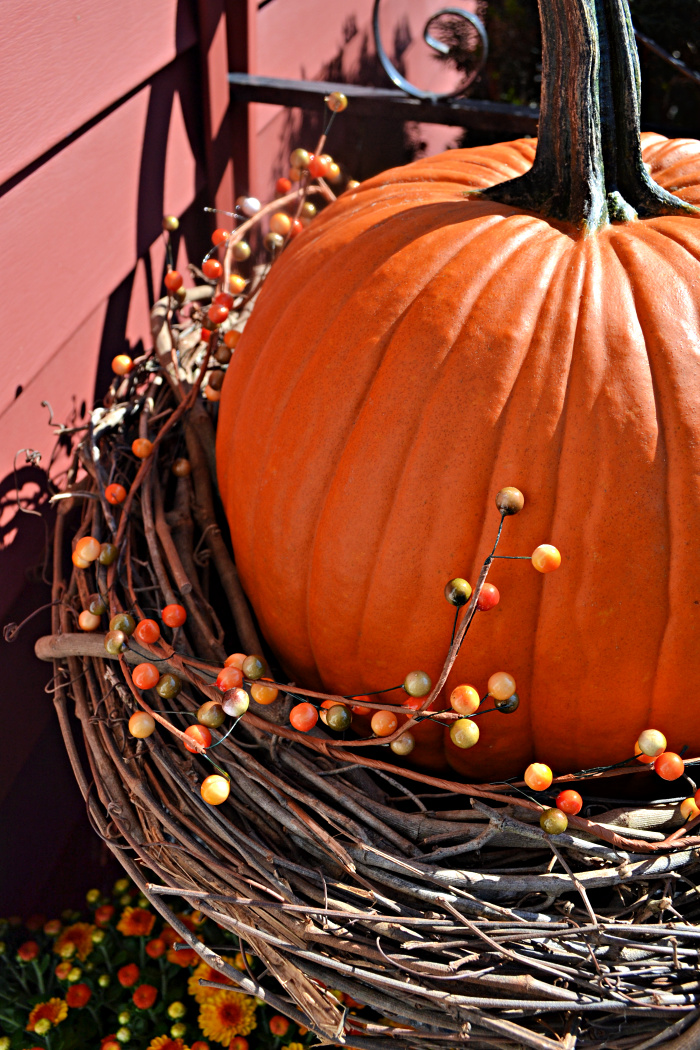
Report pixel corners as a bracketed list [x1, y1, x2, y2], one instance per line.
[25, 0, 700, 1045]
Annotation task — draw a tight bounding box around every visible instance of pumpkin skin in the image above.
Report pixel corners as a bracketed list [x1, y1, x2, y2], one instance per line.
[217, 133, 700, 780]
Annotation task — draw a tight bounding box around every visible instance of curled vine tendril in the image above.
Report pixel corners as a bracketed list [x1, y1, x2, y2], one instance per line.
[372, 0, 488, 101]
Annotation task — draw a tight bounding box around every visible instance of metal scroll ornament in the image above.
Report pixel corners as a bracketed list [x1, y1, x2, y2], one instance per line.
[372, 0, 488, 101]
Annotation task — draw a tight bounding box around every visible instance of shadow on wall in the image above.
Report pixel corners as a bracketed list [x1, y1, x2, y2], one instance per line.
[269, 14, 432, 190]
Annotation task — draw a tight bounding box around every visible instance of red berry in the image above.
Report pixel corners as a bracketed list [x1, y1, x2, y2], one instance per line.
[164, 270, 183, 292]
[289, 703, 318, 732]
[183, 725, 212, 752]
[105, 483, 127, 505]
[555, 789, 583, 815]
[211, 229, 230, 246]
[161, 604, 187, 628]
[289, 218, 304, 238]
[133, 619, 161, 645]
[202, 258, 223, 280]
[308, 154, 332, 179]
[208, 303, 229, 325]
[655, 752, 685, 781]
[213, 291, 234, 309]
[200, 328, 211, 343]
[477, 583, 500, 611]
[276, 177, 292, 195]
[216, 665, 244, 691]
[132, 663, 160, 690]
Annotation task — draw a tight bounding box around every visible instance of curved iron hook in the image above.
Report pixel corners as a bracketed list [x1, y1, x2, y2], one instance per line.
[373, 0, 488, 101]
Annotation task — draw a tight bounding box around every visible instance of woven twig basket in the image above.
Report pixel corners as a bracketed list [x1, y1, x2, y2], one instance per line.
[33, 284, 700, 1050]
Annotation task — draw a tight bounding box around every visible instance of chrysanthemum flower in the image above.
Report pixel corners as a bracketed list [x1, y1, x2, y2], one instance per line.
[188, 957, 236, 1003]
[95, 905, 115, 927]
[117, 906, 155, 938]
[168, 943, 199, 967]
[66, 983, 92, 1008]
[269, 1015, 290, 1036]
[198, 991, 257, 1045]
[146, 938, 166, 958]
[27, 998, 68, 1030]
[133, 984, 158, 1010]
[146, 1036, 190, 1050]
[17, 940, 40, 960]
[282, 1042, 305, 1050]
[54, 923, 96, 961]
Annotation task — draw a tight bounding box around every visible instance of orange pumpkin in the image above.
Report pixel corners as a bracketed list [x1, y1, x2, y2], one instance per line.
[217, 0, 700, 779]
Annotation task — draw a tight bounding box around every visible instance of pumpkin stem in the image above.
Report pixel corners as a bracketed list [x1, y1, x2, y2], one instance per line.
[481, 0, 698, 232]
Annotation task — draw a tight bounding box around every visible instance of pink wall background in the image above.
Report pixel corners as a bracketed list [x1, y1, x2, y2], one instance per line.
[0, 0, 468, 914]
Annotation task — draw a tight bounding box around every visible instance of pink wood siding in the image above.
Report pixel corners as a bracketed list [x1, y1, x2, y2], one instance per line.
[0, 0, 234, 914]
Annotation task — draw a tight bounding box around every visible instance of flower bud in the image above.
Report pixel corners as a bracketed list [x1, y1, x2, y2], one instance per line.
[67, 966, 82, 982]
[118, 1011, 131, 1025]
[116, 1026, 131, 1042]
[35, 1019, 52, 1035]
[170, 1023, 187, 1039]
[167, 1001, 186, 1019]
[98, 974, 111, 988]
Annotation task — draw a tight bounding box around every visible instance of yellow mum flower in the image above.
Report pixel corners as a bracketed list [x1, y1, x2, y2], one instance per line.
[188, 956, 236, 1004]
[146, 1036, 190, 1050]
[27, 998, 68, 1030]
[283, 1043, 306, 1050]
[198, 991, 257, 1044]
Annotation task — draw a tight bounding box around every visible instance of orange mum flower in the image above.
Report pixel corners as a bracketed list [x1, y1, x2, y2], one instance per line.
[269, 1016, 289, 1036]
[198, 991, 257, 1045]
[117, 963, 140, 987]
[117, 906, 155, 938]
[54, 923, 95, 961]
[133, 984, 158, 1010]
[146, 1036, 190, 1050]
[27, 998, 68, 1030]
[188, 957, 236, 1004]
[168, 943, 199, 967]
[101, 1035, 119, 1050]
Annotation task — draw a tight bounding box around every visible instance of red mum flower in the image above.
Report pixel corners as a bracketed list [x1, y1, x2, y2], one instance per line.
[146, 938, 166, 958]
[133, 984, 158, 1010]
[101, 1036, 119, 1050]
[117, 907, 155, 938]
[18, 940, 40, 960]
[95, 905, 115, 927]
[117, 963, 140, 987]
[167, 943, 198, 967]
[27, 998, 68, 1030]
[66, 983, 92, 1008]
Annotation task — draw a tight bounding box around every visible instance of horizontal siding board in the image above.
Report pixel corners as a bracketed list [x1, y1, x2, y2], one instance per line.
[0, 0, 199, 186]
[0, 56, 205, 421]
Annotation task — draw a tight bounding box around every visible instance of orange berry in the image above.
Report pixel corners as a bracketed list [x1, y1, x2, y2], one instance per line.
[183, 725, 212, 752]
[105, 483, 127, 505]
[224, 330, 241, 349]
[212, 229, 230, 246]
[531, 544, 561, 573]
[75, 536, 101, 562]
[132, 663, 160, 690]
[131, 438, 153, 459]
[224, 652, 247, 668]
[290, 703, 318, 731]
[216, 666, 243, 691]
[450, 685, 480, 716]
[524, 762, 553, 791]
[129, 712, 156, 739]
[555, 789, 582, 815]
[680, 797, 700, 821]
[487, 671, 516, 701]
[201, 774, 230, 805]
[78, 610, 101, 631]
[161, 604, 186, 628]
[133, 619, 160, 645]
[229, 274, 246, 294]
[269, 212, 292, 236]
[112, 354, 133, 376]
[251, 681, 279, 705]
[371, 710, 398, 737]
